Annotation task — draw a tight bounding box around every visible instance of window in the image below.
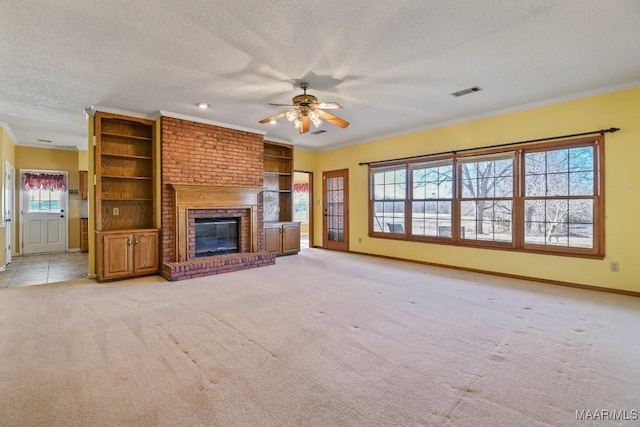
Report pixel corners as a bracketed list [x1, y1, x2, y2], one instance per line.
[523, 145, 596, 249]
[410, 161, 453, 237]
[368, 136, 603, 257]
[371, 167, 406, 233]
[459, 154, 514, 243]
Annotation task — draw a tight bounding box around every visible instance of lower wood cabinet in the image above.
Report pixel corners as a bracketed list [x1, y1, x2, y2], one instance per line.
[264, 222, 300, 255]
[80, 219, 88, 253]
[96, 229, 159, 281]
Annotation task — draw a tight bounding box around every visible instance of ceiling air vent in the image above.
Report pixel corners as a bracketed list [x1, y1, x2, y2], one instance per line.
[451, 86, 482, 97]
[311, 129, 327, 135]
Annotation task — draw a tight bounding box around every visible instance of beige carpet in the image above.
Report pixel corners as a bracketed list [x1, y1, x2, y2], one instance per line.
[0, 249, 638, 426]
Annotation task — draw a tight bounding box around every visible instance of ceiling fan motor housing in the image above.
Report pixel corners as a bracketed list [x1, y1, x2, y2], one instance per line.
[292, 93, 318, 107]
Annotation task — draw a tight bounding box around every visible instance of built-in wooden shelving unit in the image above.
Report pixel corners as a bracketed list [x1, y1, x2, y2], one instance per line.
[94, 112, 159, 280]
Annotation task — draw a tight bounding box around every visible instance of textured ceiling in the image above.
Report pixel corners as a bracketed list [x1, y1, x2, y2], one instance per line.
[1, 0, 640, 151]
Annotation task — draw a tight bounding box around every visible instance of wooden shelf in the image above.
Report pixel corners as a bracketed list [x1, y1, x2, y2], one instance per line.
[102, 175, 153, 180]
[102, 197, 154, 201]
[101, 153, 153, 160]
[263, 153, 292, 160]
[264, 171, 292, 176]
[101, 131, 153, 141]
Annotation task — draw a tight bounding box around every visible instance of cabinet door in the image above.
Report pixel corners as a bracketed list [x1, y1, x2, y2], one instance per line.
[133, 231, 159, 274]
[101, 233, 132, 279]
[282, 223, 301, 254]
[264, 225, 283, 253]
[80, 219, 89, 253]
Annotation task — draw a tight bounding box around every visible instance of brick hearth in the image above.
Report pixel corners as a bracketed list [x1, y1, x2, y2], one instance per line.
[161, 252, 275, 281]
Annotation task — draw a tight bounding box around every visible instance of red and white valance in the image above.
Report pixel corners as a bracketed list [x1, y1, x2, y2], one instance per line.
[293, 182, 309, 193]
[23, 173, 66, 192]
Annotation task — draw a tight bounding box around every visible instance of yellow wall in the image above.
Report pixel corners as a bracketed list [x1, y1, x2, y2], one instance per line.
[15, 146, 83, 251]
[78, 150, 88, 170]
[305, 86, 640, 293]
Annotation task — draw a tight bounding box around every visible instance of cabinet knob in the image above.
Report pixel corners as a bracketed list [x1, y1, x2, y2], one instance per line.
[127, 238, 131, 246]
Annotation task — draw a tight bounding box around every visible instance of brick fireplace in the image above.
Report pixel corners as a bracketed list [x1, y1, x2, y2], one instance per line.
[160, 116, 275, 281]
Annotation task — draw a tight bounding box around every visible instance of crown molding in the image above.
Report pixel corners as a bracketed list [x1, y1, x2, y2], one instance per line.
[263, 135, 294, 145]
[88, 105, 157, 121]
[0, 122, 19, 145]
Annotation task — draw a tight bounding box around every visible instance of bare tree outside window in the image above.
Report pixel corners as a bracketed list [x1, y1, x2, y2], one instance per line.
[372, 168, 406, 233]
[460, 155, 514, 242]
[411, 162, 453, 237]
[524, 146, 595, 248]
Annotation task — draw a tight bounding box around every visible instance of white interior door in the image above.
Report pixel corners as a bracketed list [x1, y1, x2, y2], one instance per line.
[4, 162, 15, 263]
[21, 171, 67, 255]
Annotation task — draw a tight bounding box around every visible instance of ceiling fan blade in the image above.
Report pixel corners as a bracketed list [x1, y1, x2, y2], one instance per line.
[318, 110, 350, 129]
[259, 111, 286, 124]
[317, 102, 343, 110]
[268, 103, 294, 107]
[300, 115, 310, 134]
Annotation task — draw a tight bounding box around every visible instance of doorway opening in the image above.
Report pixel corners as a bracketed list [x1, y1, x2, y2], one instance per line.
[4, 161, 15, 267]
[293, 171, 313, 249]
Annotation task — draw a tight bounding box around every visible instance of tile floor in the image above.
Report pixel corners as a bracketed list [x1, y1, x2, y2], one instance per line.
[1, 235, 308, 288]
[300, 233, 309, 249]
[0, 252, 89, 288]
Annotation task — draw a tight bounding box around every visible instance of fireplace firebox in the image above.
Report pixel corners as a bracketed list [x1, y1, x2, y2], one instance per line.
[194, 217, 239, 257]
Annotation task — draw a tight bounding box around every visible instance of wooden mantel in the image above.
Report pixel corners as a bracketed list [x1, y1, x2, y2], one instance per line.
[170, 184, 263, 262]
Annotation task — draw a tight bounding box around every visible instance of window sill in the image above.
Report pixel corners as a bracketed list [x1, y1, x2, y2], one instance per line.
[368, 232, 604, 260]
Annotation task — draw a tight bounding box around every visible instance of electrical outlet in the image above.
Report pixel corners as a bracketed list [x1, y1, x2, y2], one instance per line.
[610, 261, 619, 272]
[113, 207, 119, 216]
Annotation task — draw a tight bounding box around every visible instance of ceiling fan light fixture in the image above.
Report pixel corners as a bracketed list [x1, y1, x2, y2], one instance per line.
[286, 108, 301, 122]
[309, 109, 322, 127]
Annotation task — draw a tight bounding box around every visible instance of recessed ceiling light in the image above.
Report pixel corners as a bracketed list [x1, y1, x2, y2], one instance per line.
[197, 102, 209, 109]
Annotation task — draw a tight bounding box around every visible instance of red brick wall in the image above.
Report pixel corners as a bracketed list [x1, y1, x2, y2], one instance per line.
[161, 117, 264, 263]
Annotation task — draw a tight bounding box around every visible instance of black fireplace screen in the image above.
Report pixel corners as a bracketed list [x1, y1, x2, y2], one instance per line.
[194, 217, 239, 257]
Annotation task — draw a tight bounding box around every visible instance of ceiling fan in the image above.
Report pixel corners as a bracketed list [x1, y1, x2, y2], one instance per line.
[259, 82, 349, 134]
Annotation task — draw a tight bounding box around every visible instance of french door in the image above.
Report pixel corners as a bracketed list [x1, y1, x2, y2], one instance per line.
[323, 169, 349, 251]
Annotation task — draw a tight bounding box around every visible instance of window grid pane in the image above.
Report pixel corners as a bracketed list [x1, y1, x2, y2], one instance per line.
[524, 198, 594, 248]
[372, 167, 406, 233]
[460, 200, 512, 243]
[411, 162, 453, 237]
[28, 189, 62, 213]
